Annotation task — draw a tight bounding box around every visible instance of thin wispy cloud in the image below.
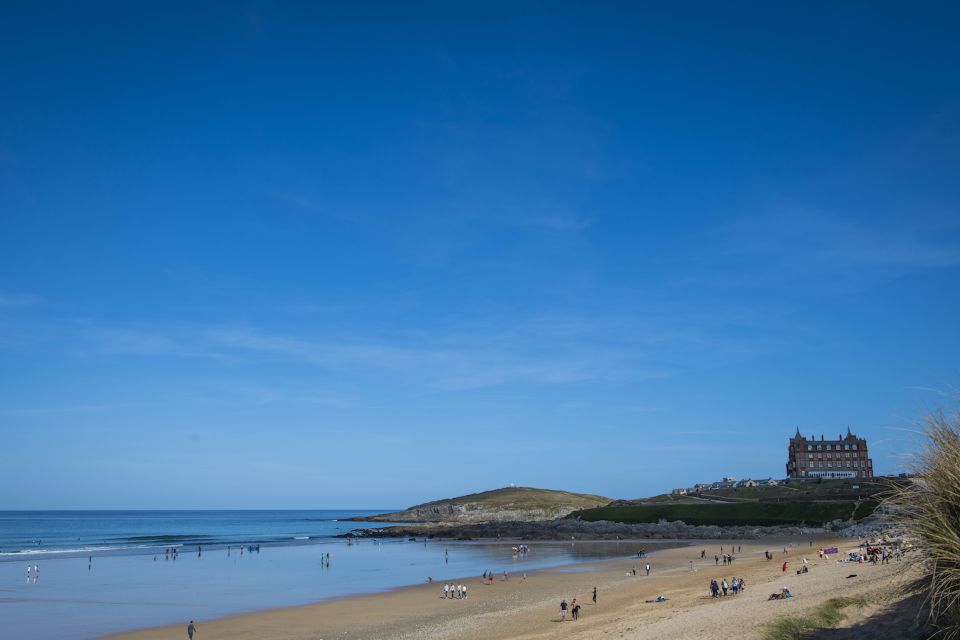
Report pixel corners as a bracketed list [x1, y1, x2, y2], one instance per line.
[0, 402, 146, 416]
[0, 292, 41, 306]
[720, 208, 960, 274]
[207, 327, 651, 391]
[677, 208, 960, 294]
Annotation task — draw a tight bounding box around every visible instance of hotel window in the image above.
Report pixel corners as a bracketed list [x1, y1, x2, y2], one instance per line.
[827, 462, 832, 468]
[807, 445, 812, 451]
[852, 444, 858, 450]
[817, 445, 822, 450]
[844, 444, 850, 450]
[808, 453, 813, 459]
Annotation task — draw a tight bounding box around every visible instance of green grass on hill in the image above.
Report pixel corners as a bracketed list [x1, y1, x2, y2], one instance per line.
[404, 486, 611, 511]
[571, 500, 877, 526]
[693, 478, 894, 503]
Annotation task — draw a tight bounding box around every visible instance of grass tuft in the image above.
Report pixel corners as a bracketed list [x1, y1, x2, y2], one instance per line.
[762, 596, 867, 640]
[883, 409, 960, 639]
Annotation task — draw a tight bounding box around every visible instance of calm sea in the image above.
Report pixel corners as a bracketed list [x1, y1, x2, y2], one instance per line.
[0, 511, 679, 640]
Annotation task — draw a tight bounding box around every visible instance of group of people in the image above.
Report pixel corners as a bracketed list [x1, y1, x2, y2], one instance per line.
[559, 598, 582, 621]
[708, 576, 746, 597]
[442, 583, 467, 599]
[480, 570, 507, 584]
[558, 588, 598, 620]
[768, 587, 792, 600]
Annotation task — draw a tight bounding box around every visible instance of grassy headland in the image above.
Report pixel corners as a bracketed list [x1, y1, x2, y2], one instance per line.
[570, 479, 888, 527]
[351, 486, 611, 523]
[570, 500, 877, 527]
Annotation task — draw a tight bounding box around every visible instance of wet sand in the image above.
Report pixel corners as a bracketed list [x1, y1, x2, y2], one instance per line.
[101, 535, 916, 640]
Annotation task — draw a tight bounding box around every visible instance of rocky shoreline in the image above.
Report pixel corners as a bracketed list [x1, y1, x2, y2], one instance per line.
[342, 516, 878, 541]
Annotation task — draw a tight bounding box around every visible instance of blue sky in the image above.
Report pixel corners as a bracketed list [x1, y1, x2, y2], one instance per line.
[1, 2, 959, 509]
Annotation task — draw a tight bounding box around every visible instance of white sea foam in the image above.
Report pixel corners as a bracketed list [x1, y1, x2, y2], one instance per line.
[0, 543, 184, 557]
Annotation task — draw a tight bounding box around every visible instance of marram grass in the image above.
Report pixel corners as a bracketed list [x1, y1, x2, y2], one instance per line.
[762, 596, 867, 640]
[884, 410, 960, 639]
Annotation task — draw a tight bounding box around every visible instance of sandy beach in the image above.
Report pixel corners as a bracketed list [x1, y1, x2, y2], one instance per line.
[101, 535, 918, 640]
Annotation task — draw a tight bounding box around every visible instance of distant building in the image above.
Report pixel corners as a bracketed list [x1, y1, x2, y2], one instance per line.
[736, 479, 759, 488]
[786, 427, 874, 479]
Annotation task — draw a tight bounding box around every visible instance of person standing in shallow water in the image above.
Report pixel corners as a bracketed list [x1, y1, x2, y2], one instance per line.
[187, 620, 196, 639]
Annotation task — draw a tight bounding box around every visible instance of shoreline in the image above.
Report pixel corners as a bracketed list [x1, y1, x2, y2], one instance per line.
[97, 533, 904, 640]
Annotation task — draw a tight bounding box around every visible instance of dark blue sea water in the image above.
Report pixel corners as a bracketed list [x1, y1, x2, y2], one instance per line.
[0, 510, 394, 558]
[0, 511, 678, 640]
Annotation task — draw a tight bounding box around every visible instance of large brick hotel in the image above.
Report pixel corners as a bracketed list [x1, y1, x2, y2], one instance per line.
[786, 427, 874, 479]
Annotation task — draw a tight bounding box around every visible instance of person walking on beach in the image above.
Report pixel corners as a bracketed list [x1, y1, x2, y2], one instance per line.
[592, 587, 597, 604]
[559, 599, 568, 621]
[187, 621, 196, 639]
[462, 584, 467, 599]
[443, 583, 450, 599]
[571, 598, 580, 620]
[645, 563, 651, 576]
[782, 561, 788, 573]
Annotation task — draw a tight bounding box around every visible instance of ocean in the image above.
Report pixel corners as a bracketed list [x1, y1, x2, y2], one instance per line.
[0, 509, 392, 558]
[0, 510, 676, 640]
